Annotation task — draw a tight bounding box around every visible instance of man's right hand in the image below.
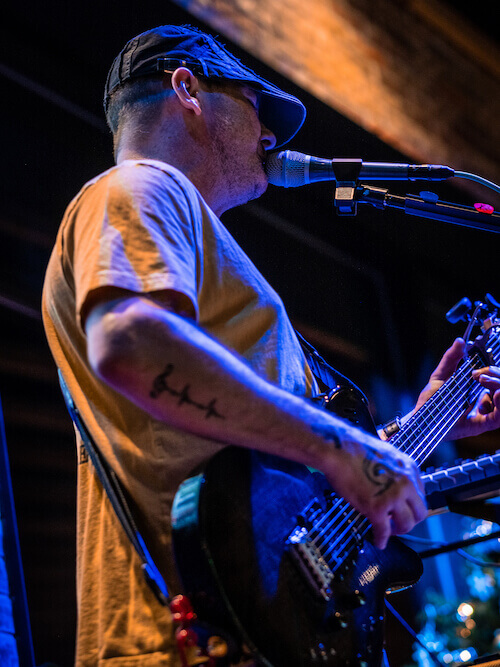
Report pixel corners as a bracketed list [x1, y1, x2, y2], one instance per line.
[320, 430, 427, 550]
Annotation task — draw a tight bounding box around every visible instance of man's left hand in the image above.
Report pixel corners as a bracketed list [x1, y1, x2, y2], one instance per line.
[414, 338, 500, 440]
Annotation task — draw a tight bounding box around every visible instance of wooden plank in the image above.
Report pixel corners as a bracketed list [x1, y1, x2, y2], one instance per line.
[173, 0, 500, 198]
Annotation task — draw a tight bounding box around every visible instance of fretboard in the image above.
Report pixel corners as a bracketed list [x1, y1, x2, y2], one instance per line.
[390, 350, 486, 467]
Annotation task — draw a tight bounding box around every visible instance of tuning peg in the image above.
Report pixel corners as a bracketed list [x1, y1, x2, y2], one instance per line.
[485, 294, 500, 310]
[446, 297, 472, 324]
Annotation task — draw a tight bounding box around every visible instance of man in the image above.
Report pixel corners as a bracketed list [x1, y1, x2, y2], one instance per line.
[42, 25, 500, 666]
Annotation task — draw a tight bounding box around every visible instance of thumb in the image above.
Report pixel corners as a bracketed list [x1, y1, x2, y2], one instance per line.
[430, 338, 466, 383]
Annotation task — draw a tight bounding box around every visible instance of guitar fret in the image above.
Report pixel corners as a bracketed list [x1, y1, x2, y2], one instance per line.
[393, 358, 479, 465]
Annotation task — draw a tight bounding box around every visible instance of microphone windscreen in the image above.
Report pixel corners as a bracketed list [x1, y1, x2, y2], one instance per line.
[265, 150, 308, 187]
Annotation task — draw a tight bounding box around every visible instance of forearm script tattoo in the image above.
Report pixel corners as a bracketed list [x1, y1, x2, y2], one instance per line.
[150, 363, 225, 420]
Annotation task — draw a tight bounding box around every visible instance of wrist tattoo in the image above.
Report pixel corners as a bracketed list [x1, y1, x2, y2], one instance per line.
[150, 363, 225, 420]
[311, 424, 342, 449]
[363, 450, 397, 496]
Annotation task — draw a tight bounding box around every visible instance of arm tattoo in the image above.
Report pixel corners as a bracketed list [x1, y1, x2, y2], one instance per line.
[150, 363, 225, 420]
[362, 450, 397, 496]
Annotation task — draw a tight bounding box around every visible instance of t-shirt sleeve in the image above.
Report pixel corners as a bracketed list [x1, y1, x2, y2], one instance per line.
[70, 162, 203, 327]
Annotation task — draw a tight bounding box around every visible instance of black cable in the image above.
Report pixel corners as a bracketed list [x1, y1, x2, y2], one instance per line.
[417, 529, 500, 561]
[401, 533, 500, 568]
[385, 600, 442, 667]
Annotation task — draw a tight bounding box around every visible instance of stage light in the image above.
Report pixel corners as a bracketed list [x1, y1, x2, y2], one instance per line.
[457, 602, 474, 621]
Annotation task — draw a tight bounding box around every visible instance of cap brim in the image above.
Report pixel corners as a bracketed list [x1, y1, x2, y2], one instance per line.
[258, 88, 306, 149]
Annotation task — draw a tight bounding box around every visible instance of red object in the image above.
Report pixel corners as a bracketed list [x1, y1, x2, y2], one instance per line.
[474, 202, 494, 214]
[170, 595, 215, 666]
[176, 626, 202, 666]
[170, 594, 197, 624]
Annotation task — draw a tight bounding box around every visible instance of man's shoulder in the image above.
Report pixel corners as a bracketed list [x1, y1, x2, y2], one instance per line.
[65, 160, 206, 222]
[62, 160, 217, 240]
[92, 159, 196, 196]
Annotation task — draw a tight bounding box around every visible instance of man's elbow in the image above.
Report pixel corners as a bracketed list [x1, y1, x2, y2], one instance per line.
[86, 305, 143, 386]
[85, 296, 190, 391]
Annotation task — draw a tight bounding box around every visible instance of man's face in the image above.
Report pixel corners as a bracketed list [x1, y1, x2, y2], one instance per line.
[202, 82, 277, 211]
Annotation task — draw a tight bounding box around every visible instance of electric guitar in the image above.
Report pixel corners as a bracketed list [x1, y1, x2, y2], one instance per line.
[172, 306, 500, 667]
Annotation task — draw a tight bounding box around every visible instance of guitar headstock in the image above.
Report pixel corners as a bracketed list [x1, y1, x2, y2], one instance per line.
[447, 294, 500, 367]
[446, 293, 499, 329]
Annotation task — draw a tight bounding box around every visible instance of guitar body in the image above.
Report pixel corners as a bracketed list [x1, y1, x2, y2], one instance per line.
[172, 320, 499, 666]
[173, 446, 422, 666]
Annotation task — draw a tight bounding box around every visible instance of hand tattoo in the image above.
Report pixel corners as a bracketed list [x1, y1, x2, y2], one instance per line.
[150, 364, 225, 420]
[362, 450, 397, 496]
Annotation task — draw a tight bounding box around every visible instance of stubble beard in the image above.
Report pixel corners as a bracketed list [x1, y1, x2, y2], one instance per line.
[211, 109, 267, 210]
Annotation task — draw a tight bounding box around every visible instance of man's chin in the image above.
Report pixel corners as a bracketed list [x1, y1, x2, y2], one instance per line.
[248, 175, 268, 203]
[240, 169, 268, 202]
[256, 172, 269, 196]
[226, 180, 267, 211]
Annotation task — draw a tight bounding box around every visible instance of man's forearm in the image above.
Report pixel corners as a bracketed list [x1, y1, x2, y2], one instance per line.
[86, 295, 345, 470]
[86, 294, 427, 548]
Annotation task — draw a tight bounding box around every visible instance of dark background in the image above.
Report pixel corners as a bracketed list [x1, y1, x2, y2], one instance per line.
[0, 2, 499, 664]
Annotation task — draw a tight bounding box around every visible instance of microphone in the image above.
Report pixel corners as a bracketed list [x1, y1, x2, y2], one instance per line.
[265, 150, 455, 188]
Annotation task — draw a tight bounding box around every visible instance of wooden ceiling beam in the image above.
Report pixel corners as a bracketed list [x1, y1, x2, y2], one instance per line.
[173, 0, 500, 200]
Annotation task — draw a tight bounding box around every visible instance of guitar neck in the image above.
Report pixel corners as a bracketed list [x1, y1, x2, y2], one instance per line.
[422, 451, 500, 514]
[390, 350, 486, 467]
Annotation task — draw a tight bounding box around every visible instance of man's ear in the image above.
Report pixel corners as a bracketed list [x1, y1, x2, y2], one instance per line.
[171, 67, 202, 116]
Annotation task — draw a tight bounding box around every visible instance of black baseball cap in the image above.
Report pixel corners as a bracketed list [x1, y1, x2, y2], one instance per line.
[104, 25, 306, 148]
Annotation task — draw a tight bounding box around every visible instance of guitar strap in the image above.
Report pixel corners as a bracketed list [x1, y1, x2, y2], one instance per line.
[57, 370, 170, 606]
[56, 340, 377, 665]
[295, 329, 369, 402]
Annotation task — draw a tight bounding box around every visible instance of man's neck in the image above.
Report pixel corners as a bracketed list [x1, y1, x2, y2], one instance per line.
[116, 145, 232, 216]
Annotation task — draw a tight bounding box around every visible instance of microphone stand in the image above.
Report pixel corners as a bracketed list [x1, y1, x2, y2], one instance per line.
[335, 183, 500, 233]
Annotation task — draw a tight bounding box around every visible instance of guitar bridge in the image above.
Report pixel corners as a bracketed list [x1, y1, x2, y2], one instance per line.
[286, 498, 335, 600]
[287, 532, 334, 600]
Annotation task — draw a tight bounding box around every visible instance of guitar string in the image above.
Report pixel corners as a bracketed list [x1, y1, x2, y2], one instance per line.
[399, 360, 481, 464]
[332, 378, 487, 564]
[415, 335, 500, 452]
[313, 514, 361, 569]
[309, 365, 482, 559]
[307, 334, 499, 569]
[335, 335, 500, 560]
[327, 378, 488, 565]
[395, 348, 492, 463]
[407, 344, 497, 466]
[305, 335, 500, 567]
[414, 382, 483, 465]
[316, 502, 360, 561]
[309, 368, 481, 564]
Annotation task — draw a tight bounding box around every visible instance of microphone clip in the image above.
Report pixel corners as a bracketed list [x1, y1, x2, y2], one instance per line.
[331, 158, 362, 215]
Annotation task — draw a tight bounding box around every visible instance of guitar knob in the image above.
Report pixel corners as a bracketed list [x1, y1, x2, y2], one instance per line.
[339, 589, 366, 609]
[352, 590, 366, 607]
[330, 611, 348, 629]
